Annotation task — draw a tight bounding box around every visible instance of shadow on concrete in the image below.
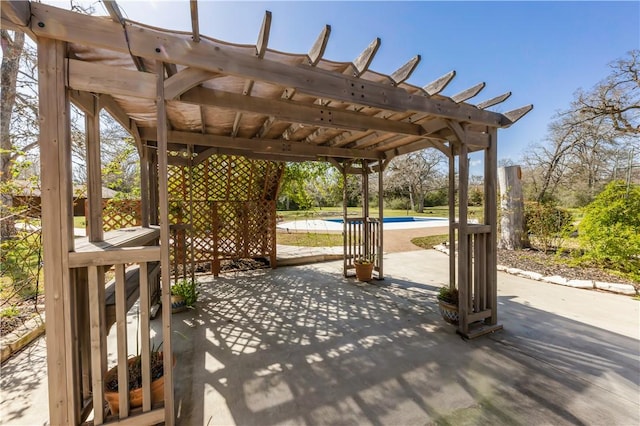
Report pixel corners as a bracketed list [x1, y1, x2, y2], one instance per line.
[164, 265, 639, 426]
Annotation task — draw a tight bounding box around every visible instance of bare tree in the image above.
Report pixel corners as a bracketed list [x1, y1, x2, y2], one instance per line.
[523, 50, 638, 204]
[386, 150, 446, 213]
[573, 49, 639, 137]
[1, 30, 26, 239]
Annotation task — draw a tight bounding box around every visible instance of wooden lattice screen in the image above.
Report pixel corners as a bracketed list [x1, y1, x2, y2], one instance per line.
[168, 155, 284, 276]
[93, 155, 283, 274]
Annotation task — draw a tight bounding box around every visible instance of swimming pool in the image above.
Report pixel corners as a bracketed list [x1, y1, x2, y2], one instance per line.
[324, 217, 447, 224]
[277, 217, 449, 232]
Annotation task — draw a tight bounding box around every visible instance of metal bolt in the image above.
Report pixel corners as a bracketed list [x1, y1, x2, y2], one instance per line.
[38, 22, 45, 28]
[155, 48, 161, 53]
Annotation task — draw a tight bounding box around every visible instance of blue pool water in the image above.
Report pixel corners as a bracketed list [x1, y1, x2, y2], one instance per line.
[324, 217, 446, 224]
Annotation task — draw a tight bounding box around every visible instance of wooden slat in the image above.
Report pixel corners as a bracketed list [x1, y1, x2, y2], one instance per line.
[476, 91, 511, 109]
[467, 309, 493, 323]
[99, 94, 141, 141]
[88, 265, 106, 424]
[156, 60, 175, 425]
[307, 25, 331, 66]
[106, 408, 165, 425]
[74, 226, 160, 252]
[164, 67, 218, 100]
[115, 264, 130, 418]
[351, 38, 381, 77]
[69, 246, 161, 268]
[30, 3, 510, 126]
[504, 105, 534, 125]
[141, 128, 383, 160]
[190, 0, 200, 42]
[139, 262, 152, 411]
[451, 82, 485, 103]
[256, 11, 272, 58]
[0, 0, 34, 36]
[180, 87, 427, 136]
[68, 59, 156, 99]
[103, 0, 147, 72]
[423, 71, 456, 96]
[390, 55, 421, 85]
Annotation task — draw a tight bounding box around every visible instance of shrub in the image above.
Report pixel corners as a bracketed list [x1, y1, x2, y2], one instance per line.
[437, 286, 458, 305]
[171, 278, 199, 308]
[524, 201, 573, 252]
[385, 197, 411, 210]
[579, 181, 640, 281]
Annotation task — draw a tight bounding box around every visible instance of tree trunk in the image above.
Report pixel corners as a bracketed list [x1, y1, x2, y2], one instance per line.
[498, 166, 527, 249]
[1, 30, 25, 240]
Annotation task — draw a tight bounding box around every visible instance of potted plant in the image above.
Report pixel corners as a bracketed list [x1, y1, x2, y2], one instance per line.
[437, 286, 459, 325]
[354, 255, 375, 282]
[104, 345, 173, 415]
[170, 278, 199, 313]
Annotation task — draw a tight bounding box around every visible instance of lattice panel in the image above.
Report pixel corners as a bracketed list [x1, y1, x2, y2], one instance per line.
[166, 155, 284, 274]
[101, 199, 142, 232]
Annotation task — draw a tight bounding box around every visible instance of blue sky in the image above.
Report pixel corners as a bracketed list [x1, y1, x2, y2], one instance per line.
[56, 1, 639, 172]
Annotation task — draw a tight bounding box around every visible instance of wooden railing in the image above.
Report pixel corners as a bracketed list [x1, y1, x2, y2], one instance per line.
[344, 217, 381, 278]
[454, 223, 497, 336]
[70, 227, 164, 425]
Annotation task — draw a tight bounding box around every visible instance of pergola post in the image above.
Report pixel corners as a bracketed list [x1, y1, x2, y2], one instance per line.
[457, 142, 470, 336]
[341, 161, 348, 277]
[377, 161, 384, 279]
[139, 141, 151, 228]
[155, 60, 175, 425]
[38, 37, 79, 425]
[448, 147, 456, 290]
[485, 128, 499, 325]
[86, 95, 103, 242]
[362, 160, 370, 258]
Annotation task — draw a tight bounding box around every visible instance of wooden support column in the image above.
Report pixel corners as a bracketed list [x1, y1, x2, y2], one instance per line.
[38, 38, 78, 425]
[341, 161, 348, 277]
[140, 141, 150, 227]
[156, 61, 175, 425]
[485, 127, 499, 326]
[86, 95, 103, 241]
[362, 160, 370, 257]
[448, 147, 456, 290]
[377, 162, 384, 279]
[149, 145, 159, 225]
[457, 142, 470, 336]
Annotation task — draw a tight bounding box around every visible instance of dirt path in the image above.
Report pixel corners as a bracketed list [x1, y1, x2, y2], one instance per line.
[382, 226, 448, 253]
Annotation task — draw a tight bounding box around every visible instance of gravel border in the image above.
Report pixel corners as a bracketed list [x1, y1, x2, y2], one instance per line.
[433, 244, 638, 296]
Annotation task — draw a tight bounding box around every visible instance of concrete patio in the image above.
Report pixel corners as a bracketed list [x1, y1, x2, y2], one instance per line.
[1, 250, 639, 425]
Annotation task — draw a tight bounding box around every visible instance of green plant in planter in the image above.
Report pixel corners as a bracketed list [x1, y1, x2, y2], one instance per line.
[171, 278, 199, 308]
[437, 286, 459, 305]
[354, 254, 375, 265]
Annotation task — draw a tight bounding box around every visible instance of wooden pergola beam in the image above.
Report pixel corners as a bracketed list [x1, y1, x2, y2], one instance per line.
[140, 128, 384, 160]
[26, 3, 516, 127]
[103, 0, 147, 72]
[67, 59, 431, 138]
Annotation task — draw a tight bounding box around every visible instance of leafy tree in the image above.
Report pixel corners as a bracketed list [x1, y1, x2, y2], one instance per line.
[579, 181, 640, 280]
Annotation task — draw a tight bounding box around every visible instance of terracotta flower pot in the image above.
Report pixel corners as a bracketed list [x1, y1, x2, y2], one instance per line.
[104, 352, 174, 415]
[355, 262, 374, 282]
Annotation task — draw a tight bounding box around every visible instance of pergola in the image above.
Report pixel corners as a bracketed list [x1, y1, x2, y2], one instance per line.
[2, 1, 531, 425]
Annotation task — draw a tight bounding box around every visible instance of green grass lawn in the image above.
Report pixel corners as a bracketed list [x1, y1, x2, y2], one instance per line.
[411, 234, 449, 250]
[276, 231, 343, 247]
